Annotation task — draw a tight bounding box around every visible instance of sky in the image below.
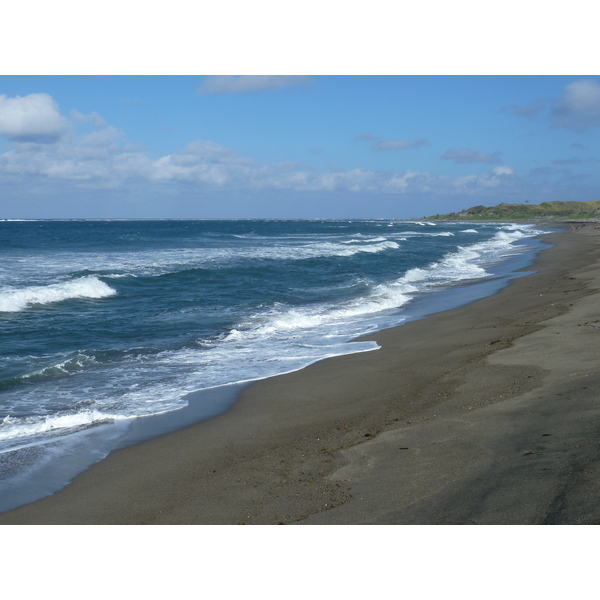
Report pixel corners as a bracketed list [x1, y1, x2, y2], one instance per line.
[1, 2, 598, 220]
[1, 75, 599, 220]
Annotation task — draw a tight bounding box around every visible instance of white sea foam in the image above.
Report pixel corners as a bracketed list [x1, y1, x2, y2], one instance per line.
[0, 276, 116, 312]
[233, 239, 400, 260]
[342, 236, 388, 244]
[0, 409, 127, 447]
[394, 227, 530, 290]
[223, 277, 419, 344]
[400, 249, 486, 287]
[461, 229, 478, 233]
[397, 230, 455, 238]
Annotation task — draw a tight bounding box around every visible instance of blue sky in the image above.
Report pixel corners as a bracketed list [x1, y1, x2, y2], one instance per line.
[2, 72, 600, 218]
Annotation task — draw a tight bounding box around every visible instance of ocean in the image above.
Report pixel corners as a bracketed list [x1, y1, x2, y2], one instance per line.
[0, 218, 552, 511]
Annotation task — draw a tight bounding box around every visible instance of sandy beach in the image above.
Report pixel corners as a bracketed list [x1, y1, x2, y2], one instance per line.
[1, 224, 599, 525]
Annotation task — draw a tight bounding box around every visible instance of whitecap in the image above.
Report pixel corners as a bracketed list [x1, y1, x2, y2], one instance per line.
[0, 276, 117, 313]
[0, 409, 127, 446]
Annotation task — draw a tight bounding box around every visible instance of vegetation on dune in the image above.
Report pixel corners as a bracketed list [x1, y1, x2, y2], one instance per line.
[424, 200, 600, 221]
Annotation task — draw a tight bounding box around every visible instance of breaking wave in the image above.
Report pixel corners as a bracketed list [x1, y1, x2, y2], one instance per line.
[219, 230, 527, 344]
[0, 276, 116, 313]
[0, 409, 127, 448]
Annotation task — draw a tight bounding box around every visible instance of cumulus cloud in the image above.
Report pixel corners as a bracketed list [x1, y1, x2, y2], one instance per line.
[375, 139, 428, 151]
[149, 141, 256, 185]
[551, 79, 600, 130]
[441, 147, 501, 164]
[198, 75, 312, 94]
[0, 93, 67, 142]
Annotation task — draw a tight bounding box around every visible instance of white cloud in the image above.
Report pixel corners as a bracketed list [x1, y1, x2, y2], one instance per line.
[0, 94, 537, 205]
[0, 122, 141, 183]
[149, 141, 257, 185]
[441, 146, 501, 164]
[492, 166, 514, 175]
[375, 139, 428, 151]
[383, 171, 424, 191]
[551, 79, 600, 130]
[504, 80, 600, 131]
[0, 119, 527, 201]
[454, 165, 515, 190]
[0, 93, 67, 142]
[198, 75, 312, 94]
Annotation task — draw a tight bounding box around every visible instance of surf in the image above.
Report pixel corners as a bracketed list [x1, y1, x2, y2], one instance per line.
[0, 276, 116, 313]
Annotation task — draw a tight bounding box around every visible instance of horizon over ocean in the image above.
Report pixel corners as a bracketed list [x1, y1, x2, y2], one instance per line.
[0, 218, 554, 512]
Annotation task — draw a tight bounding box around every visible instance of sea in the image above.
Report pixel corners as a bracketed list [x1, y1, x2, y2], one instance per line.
[0, 218, 554, 512]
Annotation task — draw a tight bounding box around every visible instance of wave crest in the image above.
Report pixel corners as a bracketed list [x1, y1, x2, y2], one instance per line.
[0, 276, 116, 313]
[0, 409, 126, 446]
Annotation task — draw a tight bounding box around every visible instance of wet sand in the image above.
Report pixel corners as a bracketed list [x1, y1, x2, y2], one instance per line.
[2, 224, 600, 525]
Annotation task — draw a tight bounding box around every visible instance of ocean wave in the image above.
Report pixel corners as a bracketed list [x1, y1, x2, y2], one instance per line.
[22, 353, 99, 381]
[223, 277, 419, 343]
[147, 240, 401, 276]
[342, 236, 388, 244]
[389, 227, 530, 289]
[237, 239, 400, 260]
[219, 227, 534, 343]
[399, 230, 454, 238]
[0, 276, 117, 313]
[20, 240, 402, 282]
[0, 409, 127, 447]
[401, 248, 487, 286]
[0, 354, 99, 394]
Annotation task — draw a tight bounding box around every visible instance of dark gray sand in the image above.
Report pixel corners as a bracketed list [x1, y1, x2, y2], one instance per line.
[2, 225, 600, 525]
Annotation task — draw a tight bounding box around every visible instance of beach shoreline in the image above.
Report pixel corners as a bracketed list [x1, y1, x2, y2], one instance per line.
[2, 224, 600, 524]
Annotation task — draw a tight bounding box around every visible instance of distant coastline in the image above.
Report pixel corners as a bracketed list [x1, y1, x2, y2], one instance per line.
[420, 199, 600, 222]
